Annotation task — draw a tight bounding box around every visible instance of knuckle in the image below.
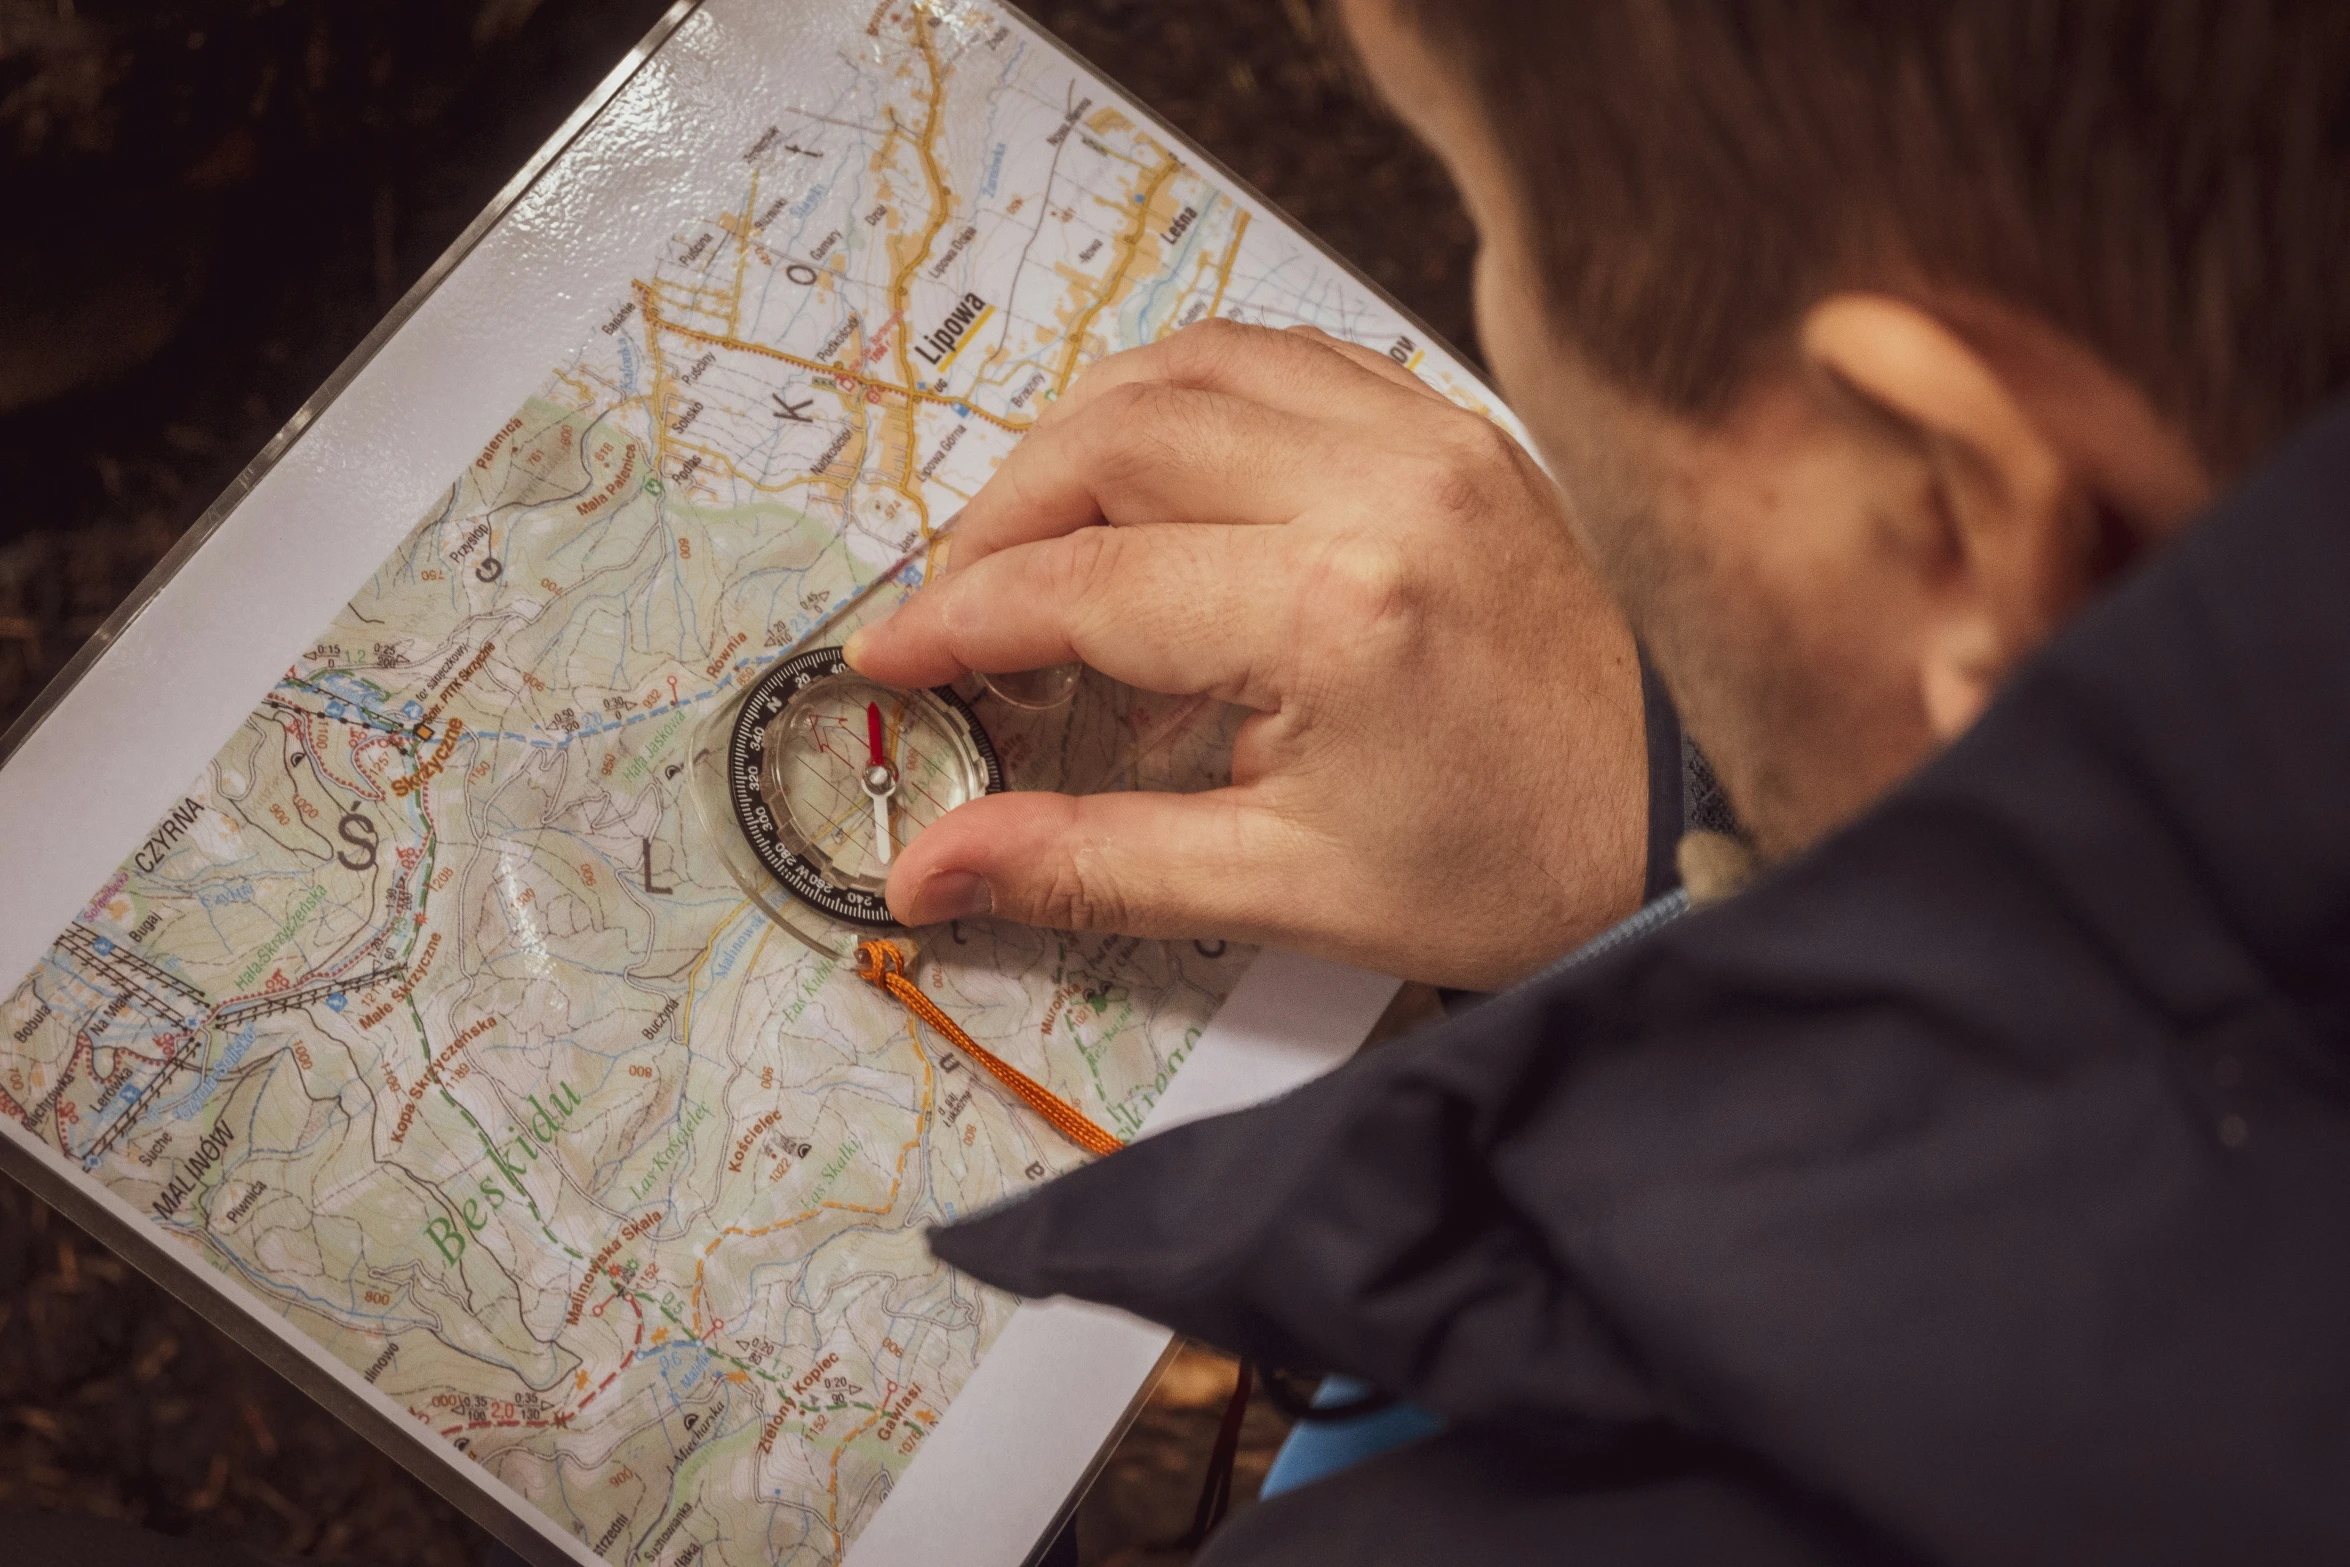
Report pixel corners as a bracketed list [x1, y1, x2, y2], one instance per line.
[1178, 313, 1248, 347]
[1170, 313, 1251, 360]
[1452, 413, 1532, 476]
[1415, 415, 1527, 522]
[1075, 383, 1206, 493]
[1165, 315, 1280, 383]
[1306, 534, 1423, 637]
[1081, 381, 1180, 461]
[1066, 385, 1165, 491]
[1418, 463, 1487, 528]
[1054, 522, 1127, 603]
[932, 573, 980, 659]
[1033, 844, 1126, 931]
[1091, 378, 1167, 421]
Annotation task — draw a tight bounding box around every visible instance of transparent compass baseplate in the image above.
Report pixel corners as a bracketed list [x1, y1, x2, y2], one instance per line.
[689, 643, 1236, 960]
[687, 645, 1004, 959]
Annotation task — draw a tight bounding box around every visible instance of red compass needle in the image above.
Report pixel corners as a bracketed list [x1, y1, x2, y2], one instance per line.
[862, 700, 895, 866]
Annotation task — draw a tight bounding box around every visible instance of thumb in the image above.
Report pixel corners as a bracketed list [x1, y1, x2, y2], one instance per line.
[885, 787, 1300, 937]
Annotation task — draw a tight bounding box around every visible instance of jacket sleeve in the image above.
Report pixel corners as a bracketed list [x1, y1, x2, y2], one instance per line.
[931, 399, 2350, 1563]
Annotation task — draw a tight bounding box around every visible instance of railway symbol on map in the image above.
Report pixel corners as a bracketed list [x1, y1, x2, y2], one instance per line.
[0, 0, 1504, 1556]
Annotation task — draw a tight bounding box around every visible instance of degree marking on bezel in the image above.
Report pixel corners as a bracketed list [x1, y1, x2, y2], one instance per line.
[725, 645, 1002, 928]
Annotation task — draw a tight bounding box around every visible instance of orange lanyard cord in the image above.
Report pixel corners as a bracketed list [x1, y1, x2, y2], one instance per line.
[854, 940, 1125, 1159]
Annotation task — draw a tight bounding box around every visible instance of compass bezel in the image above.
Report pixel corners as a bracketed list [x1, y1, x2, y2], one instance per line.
[725, 645, 1004, 926]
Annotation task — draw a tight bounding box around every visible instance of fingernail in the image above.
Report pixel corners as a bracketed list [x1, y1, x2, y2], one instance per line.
[912, 871, 992, 924]
[842, 627, 871, 669]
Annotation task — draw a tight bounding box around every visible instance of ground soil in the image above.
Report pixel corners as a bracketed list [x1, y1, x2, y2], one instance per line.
[0, 2, 1476, 1560]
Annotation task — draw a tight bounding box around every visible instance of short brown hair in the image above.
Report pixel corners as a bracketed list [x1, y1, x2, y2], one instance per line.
[1390, 0, 2350, 471]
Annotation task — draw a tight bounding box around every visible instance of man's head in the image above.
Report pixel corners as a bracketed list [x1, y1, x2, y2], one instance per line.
[1342, 0, 2350, 857]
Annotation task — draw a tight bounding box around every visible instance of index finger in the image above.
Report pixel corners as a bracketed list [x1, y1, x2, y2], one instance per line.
[946, 379, 1341, 573]
[1033, 316, 1440, 435]
[847, 521, 1287, 711]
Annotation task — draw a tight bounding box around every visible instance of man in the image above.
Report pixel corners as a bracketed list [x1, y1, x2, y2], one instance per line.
[847, 0, 2350, 1560]
[849, 3, 2253, 978]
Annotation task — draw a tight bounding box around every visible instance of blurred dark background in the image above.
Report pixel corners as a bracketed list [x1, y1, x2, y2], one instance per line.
[0, 0, 1474, 1562]
[0, 0, 1477, 740]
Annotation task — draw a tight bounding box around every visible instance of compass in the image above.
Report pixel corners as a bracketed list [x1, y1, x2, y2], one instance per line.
[722, 646, 1004, 927]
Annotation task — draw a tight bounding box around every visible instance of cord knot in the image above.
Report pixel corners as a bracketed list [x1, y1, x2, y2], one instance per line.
[854, 938, 909, 988]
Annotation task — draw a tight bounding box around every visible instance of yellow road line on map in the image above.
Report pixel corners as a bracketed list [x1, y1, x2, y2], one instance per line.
[828, 1404, 887, 1542]
[674, 902, 755, 1049]
[884, 9, 958, 545]
[1205, 208, 1250, 322]
[636, 280, 680, 471]
[728, 168, 757, 340]
[1055, 153, 1180, 396]
[644, 312, 1034, 436]
[687, 1026, 932, 1335]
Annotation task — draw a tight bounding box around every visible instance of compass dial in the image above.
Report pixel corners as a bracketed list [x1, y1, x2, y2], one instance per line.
[727, 646, 1003, 926]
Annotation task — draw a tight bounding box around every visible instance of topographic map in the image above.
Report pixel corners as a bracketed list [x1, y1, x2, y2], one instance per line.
[0, 4, 1494, 1563]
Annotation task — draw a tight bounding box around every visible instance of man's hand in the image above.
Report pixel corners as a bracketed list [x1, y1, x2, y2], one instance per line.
[845, 320, 1647, 988]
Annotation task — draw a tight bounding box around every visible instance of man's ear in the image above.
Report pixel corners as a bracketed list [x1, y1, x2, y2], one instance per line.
[1800, 293, 2093, 741]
